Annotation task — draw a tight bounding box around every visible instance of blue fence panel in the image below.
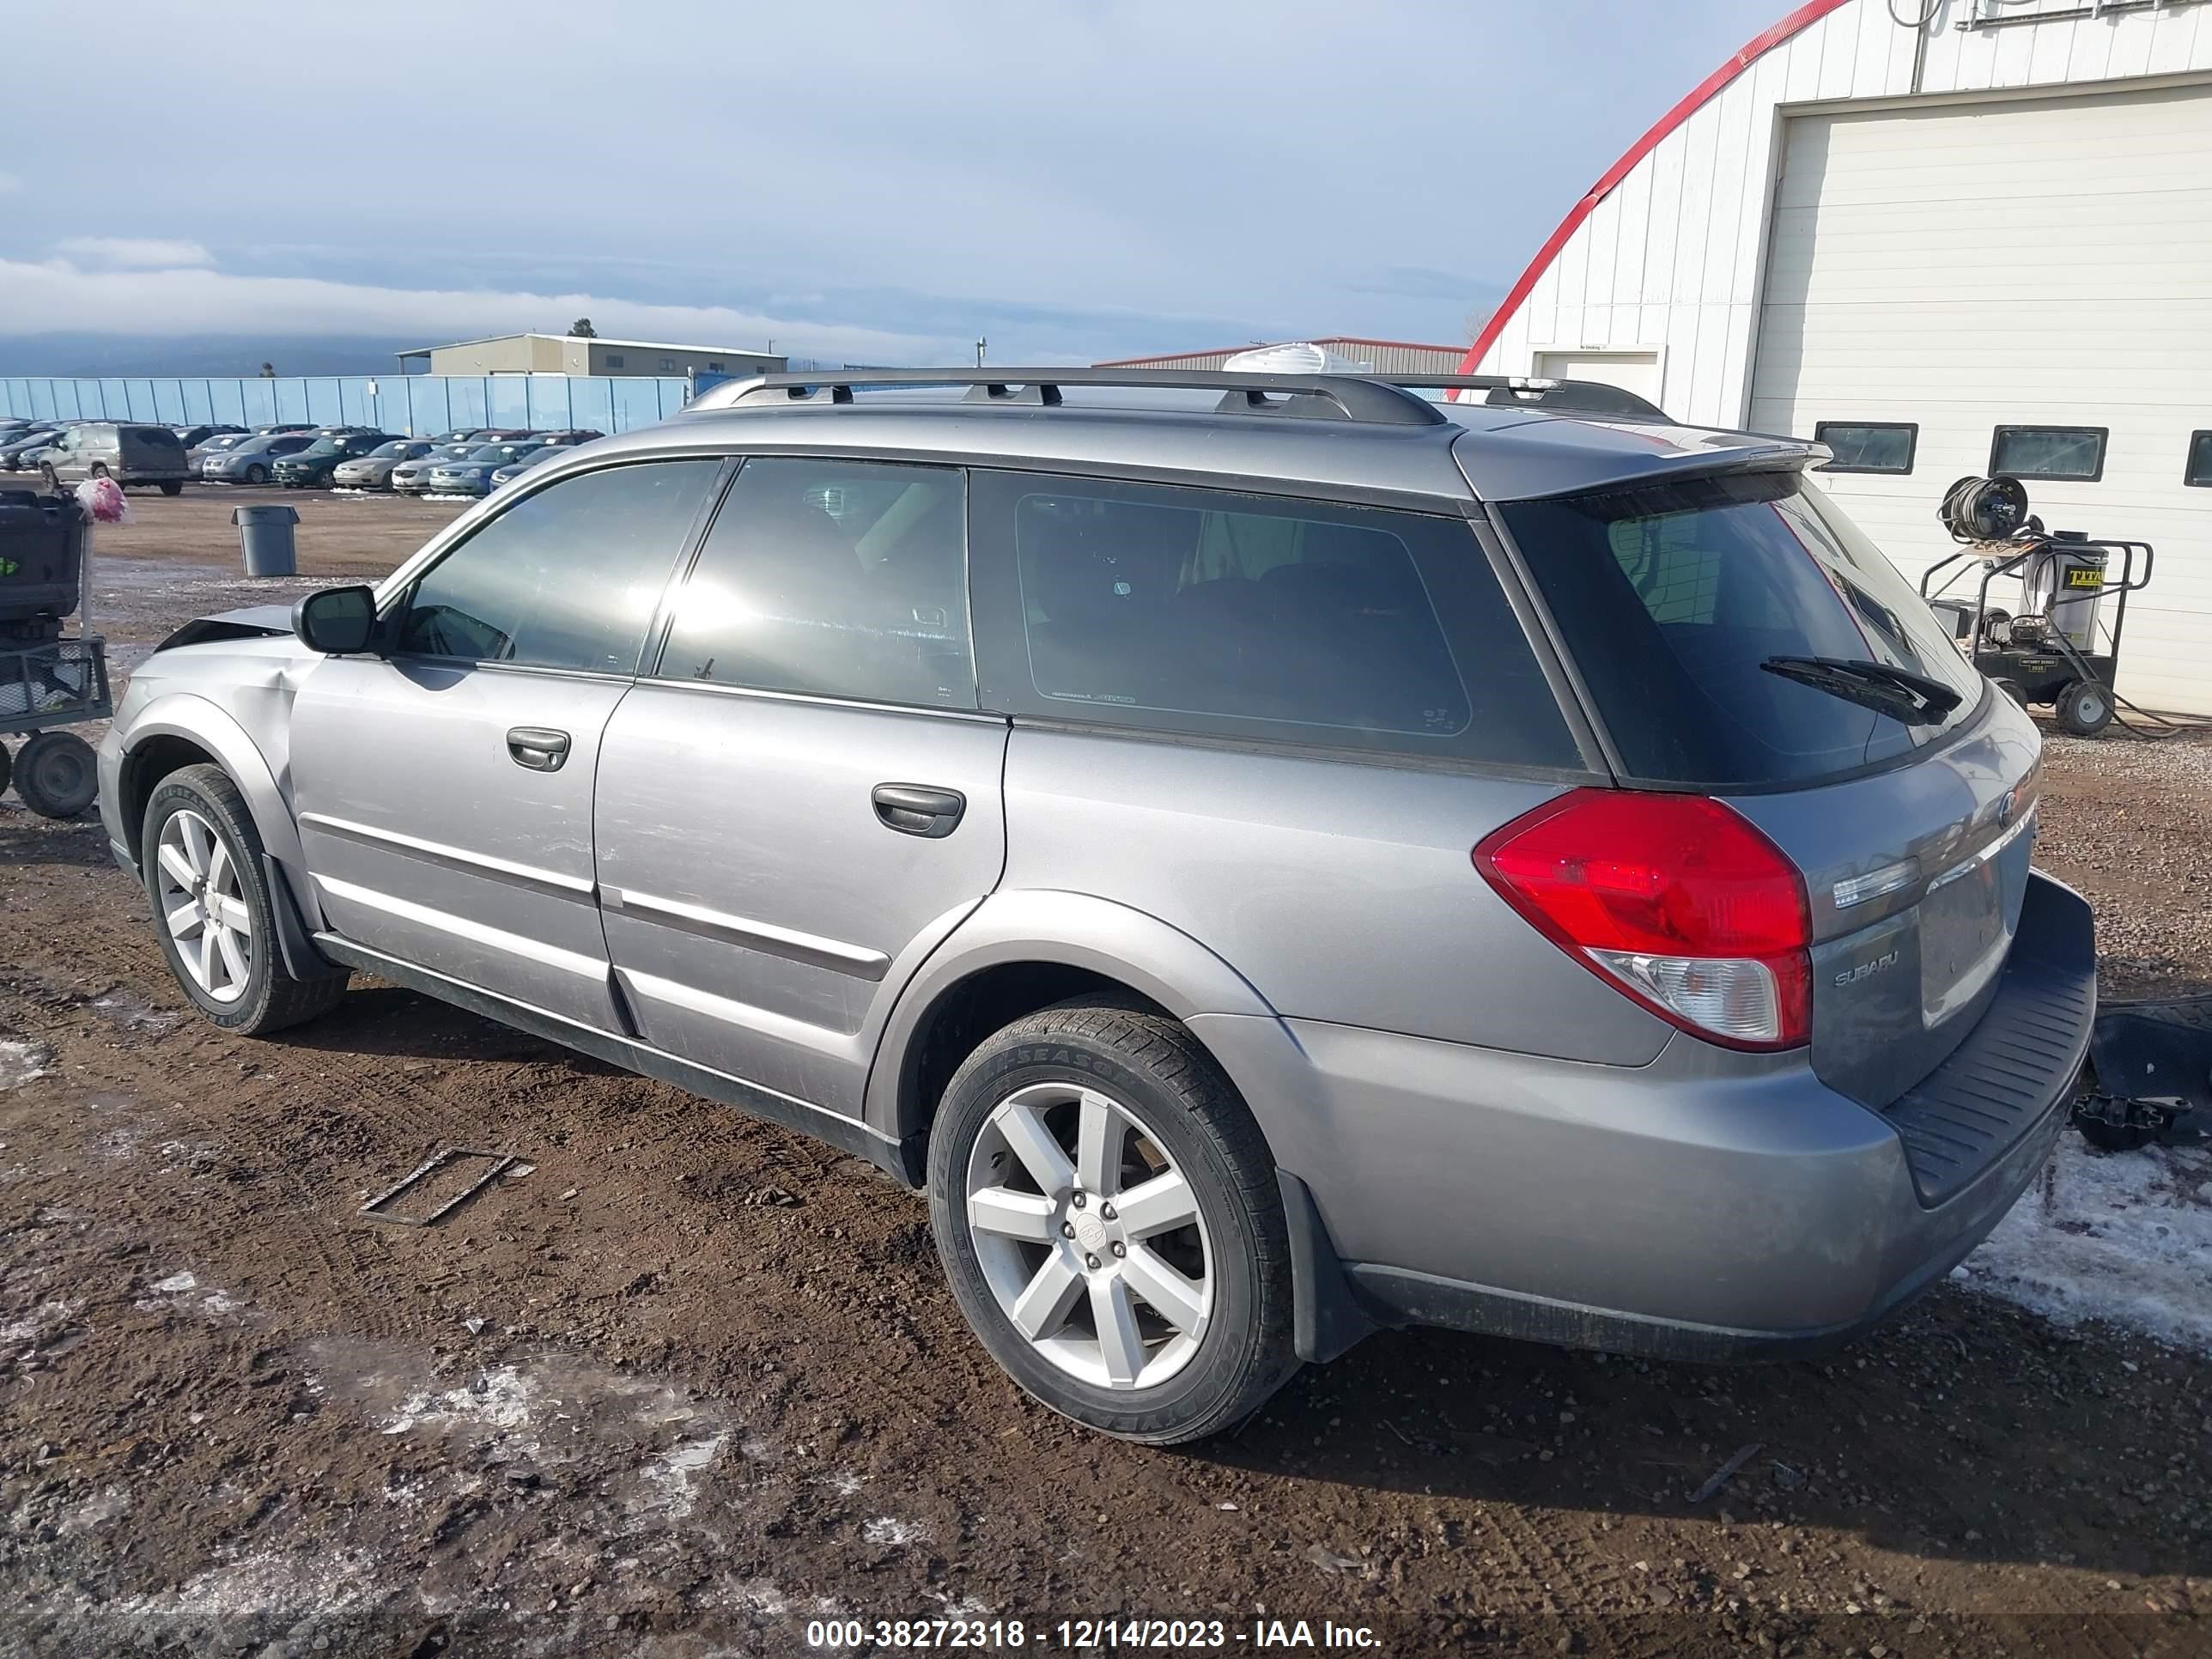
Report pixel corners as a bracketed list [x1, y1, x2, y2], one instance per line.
[526, 377, 573, 432]
[2, 370, 721, 434]
[612, 380, 661, 432]
[486, 377, 529, 428]
[405, 379, 450, 436]
[568, 378, 615, 436]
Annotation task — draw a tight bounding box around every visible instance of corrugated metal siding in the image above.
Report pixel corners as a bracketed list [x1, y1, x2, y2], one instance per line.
[1474, 0, 2212, 713]
[1474, 0, 2212, 427]
[1750, 82, 2212, 714]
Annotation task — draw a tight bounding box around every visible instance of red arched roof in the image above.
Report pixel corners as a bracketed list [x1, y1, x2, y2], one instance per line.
[1457, 0, 1859, 374]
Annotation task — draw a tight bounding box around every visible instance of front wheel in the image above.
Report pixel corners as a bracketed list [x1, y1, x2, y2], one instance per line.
[142, 764, 349, 1034]
[39, 463, 59, 491]
[245, 464, 268, 485]
[928, 999, 1297, 1443]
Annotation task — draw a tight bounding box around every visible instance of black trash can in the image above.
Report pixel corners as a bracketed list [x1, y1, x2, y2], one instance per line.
[233, 503, 300, 577]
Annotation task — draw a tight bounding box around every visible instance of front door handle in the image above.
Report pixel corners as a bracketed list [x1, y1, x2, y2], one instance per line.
[872, 782, 966, 838]
[507, 726, 571, 772]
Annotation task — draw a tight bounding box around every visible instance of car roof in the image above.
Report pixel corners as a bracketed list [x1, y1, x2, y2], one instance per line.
[578, 372, 1818, 506]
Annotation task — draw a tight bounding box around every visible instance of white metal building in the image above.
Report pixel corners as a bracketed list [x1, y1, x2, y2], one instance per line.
[1461, 0, 2212, 714]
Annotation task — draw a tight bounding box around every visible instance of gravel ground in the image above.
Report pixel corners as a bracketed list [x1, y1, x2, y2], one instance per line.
[0, 495, 2206, 1657]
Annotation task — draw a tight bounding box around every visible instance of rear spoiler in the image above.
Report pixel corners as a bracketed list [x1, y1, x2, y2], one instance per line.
[1457, 430, 1828, 506]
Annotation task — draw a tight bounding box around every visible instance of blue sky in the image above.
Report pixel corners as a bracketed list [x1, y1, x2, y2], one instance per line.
[0, 1, 1784, 364]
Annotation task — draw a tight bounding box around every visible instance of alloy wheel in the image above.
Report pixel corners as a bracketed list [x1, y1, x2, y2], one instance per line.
[964, 1081, 1212, 1391]
[154, 808, 253, 1003]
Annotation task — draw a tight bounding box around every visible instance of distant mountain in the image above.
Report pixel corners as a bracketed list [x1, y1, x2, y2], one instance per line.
[0, 334, 416, 378]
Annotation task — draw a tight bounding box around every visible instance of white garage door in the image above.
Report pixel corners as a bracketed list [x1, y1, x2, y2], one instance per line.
[1749, 81, 2212, 715]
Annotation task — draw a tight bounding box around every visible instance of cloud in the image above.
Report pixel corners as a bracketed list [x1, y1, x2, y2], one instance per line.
[53, 237, 216, 270]
[0, 257, 958, 366]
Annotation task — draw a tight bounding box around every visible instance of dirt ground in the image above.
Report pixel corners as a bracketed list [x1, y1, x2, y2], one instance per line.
[2, 492, 2207, 1658]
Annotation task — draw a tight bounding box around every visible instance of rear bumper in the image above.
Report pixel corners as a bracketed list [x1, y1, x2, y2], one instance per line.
[1197, 872, 2095, 1363]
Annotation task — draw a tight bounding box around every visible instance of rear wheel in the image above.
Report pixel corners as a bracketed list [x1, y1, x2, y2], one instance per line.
[159, 480, 183, 496]
[2054, 678, 2114, 737]
[928, 999, 1297, 1443]
[142, 764, 349, 1034]
[0, 742, 12, 799]
[14, 732, 97, 818]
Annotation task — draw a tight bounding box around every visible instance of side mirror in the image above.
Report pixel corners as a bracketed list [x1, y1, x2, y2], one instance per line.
[294, 585, 380, 654]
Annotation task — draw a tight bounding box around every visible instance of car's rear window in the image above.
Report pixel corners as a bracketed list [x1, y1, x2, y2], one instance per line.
[1502, 471, 1985, 787]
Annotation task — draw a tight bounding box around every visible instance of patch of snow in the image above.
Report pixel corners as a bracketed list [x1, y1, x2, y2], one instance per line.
[200, 1289, 245, 1316]
[55, 1486, 130, 1535]
[153, 1272, 198, 1294]
[823, 1470, 866, 1497]
[1961, 1137, 2212, 1352]
[0, 1038, 52, 1089]
[379, 1364, 541, 1439]
[0, 1298, 80, 1344]
[65, 1546, 386, 1640]
[636, 1431, 727, 1519]
[862, 1516, 926, 1547]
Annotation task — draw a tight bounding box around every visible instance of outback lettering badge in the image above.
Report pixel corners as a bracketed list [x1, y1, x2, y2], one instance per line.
[1837, 949, 1902, 988]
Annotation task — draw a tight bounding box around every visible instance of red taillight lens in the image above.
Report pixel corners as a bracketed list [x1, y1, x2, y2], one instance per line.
[1474, 788, 1812, 1050]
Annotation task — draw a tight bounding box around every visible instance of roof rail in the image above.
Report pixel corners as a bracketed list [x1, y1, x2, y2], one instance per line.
[1377, 374, 1669, 421]
[688, 367, 1449, 428]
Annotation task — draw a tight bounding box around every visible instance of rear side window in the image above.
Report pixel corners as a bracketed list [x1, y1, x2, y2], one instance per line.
[657, 456, 971, 707]
[395, 459, 722, 672]
[1504, 471, 1985, 787]
[969, 471, 1578, 769]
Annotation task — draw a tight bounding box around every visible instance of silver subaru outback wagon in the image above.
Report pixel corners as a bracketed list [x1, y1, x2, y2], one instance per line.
[100, 368, 2094, 1443]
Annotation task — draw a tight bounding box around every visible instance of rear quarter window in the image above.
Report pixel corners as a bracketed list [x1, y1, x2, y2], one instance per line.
[969, 471, 1581, 771]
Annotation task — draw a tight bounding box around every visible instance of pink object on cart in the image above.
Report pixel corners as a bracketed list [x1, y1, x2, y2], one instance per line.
[74, 475, 131, 525]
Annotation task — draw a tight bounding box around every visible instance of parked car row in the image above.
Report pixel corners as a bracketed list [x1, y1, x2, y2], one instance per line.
[0, 416, 603, 498]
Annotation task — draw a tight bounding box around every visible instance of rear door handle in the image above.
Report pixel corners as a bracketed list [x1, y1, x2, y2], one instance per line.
[507, 726, 571, 772]
[872, 782, 966, 838]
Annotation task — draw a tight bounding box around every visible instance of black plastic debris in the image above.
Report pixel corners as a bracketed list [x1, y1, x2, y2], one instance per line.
[2075, 995, 2212, 1152]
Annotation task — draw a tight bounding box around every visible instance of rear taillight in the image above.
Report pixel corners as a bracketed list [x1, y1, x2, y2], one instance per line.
[1474, 788, 1812, 1050]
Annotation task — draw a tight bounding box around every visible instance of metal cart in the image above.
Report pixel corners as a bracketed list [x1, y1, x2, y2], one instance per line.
[1918, 476, 2153, 738]
[0, 489, 109, 817]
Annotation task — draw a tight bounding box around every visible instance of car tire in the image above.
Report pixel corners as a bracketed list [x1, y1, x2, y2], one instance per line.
[0, 741, 12, 800]
[141, 763, 349, 1035]
[13, 731, 98, 818]
[928, 997, 1298, 1444]
[245, 464, 268, 485]
[2054, 678, 2114, 738]
[160, 481, 183, 497]
[39, 463, 59, 491]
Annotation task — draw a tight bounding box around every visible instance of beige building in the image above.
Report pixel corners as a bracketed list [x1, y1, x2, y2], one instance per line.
[397, 332, 786, 380]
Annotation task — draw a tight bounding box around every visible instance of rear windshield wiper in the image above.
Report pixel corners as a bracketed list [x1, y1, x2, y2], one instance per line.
[1760, 656, 1964, 726]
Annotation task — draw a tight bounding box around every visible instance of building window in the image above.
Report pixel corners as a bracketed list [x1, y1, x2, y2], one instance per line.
[1814, 422, 1917, 475]
[1990, 425, 2107, 483]
[2186, 431, 2212, 488]
[708, 361, 724, 372]
[659, 358, 674, 371]
[605, 354, 624, 368]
